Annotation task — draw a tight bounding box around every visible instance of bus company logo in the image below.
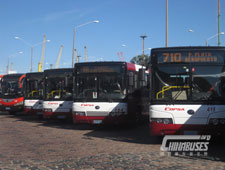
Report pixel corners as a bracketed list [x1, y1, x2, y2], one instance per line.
[81, 104, 94, 107]
[160, 135, 211, 157]
[164, 107, 185, 111]
[48, 102, 59, 105]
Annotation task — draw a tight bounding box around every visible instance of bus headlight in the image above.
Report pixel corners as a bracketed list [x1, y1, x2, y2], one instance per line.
[43, 108, 52, 112]
[163, 118, 171, 125]
[74, 112, 85, 116]
[209, 118, 225, 125]
[209, 118, 219, 125]
[150, 118, 173, 124]
[220, 119, 225, 124]
[110, 112, 116, 117]
[14, 101, 24, 106]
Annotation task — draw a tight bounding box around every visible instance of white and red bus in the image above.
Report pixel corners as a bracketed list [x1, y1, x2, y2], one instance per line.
[72, 61, 148, 125]
[0, 74, 25, 114]
[149, 46, 225, 136]
[24, 72, 44, 116]
[43, 68, 73, 119]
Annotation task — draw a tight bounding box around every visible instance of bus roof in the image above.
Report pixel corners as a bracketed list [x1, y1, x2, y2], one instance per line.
[26, 72, 44, 79]
[44, 68, 73, 76]
[2, 74, 24, 79]
[75, 61, 144, 72]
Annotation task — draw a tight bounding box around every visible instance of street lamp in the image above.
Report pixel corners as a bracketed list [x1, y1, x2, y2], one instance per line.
[206, 32, 224, 46]
[72, 20, 99, 67]
[188, 29, 207, 45]
[14, 36, 50, 72]
[7, 51, 23, 74]
[188, 29, 224, 46]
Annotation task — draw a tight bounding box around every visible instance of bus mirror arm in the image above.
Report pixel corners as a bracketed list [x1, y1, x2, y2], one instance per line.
[65, 76, 69, 88]
[138, 68, 146, 87]
[128, 72, 134, 87]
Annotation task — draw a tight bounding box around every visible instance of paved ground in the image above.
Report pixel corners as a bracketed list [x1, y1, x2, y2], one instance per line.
[0, 112, 225, 170]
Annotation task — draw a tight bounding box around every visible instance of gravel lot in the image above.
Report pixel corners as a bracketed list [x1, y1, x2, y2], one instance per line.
[0, 112, 225, 170]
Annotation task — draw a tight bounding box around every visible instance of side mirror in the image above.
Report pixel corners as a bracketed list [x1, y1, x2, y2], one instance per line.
[128, 72, 134, 86]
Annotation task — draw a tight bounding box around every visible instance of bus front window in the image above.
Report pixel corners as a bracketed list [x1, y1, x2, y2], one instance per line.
[153, 65, 190, 101]
[192, 65, 225, 101]
[76, 74, 125, 100]
[45, 77, 73, 100]
[1, 81, 20, 96]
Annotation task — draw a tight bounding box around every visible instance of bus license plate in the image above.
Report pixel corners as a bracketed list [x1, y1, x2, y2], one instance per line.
[184, 130, 198, 135]
[37, 112, 43, 115]
[57, 115, 66, 119]
[93, 120, 102, 124]
[5, 107, 10, 110]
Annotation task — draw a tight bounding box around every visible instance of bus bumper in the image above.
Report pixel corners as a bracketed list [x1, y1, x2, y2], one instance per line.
[73, 115, 127, 124]
[43, 111, 72, 119]
[149, 122, 225, 136]
[24, 107, 42, 115]
[0, 105, 23, 113]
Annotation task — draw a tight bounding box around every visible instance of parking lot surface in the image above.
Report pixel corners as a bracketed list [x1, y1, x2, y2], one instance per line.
[0, 112, 225, 170]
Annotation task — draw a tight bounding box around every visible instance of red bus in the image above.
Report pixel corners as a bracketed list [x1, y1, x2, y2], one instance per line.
[0, 74, 26, 114]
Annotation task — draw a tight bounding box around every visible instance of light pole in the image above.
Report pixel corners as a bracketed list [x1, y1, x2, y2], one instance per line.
[6, 51, 23, 74]
[140, 34, 147, 66]
[166, 0, 168, 47]
[14, 36, 50, 72]
[72, 20, 99, 67]
[206, 32, 224, 46]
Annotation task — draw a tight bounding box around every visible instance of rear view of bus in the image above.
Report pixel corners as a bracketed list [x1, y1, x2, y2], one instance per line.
[24, 72, 44, 116]
[0, 74, 25, 114]
[73, 62, 147, 125]
[149, 46, 225, 136]
[43, 68, 73, 119]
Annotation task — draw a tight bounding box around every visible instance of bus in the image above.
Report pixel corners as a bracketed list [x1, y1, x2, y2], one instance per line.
[24, 72, 44, 116]
[0, 74, 25, 114]
[149, 46, 225, 136]
[43, 68, 73, 119]
[73, 61, 148, 125]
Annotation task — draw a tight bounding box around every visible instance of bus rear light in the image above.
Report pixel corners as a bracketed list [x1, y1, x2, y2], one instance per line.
[150, 118, 173, 124]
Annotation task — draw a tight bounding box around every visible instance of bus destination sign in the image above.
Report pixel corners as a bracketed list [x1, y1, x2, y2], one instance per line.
[156, 51, 224, 63]
[79, 66, 121, 73]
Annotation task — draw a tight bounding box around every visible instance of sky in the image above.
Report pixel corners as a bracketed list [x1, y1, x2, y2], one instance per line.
[0, 0, 224, 74]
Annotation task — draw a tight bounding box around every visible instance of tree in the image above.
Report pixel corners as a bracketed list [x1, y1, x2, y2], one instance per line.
[130, 54, 150, 67]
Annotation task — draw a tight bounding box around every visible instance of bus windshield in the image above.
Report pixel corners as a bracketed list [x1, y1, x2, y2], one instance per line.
[25, 79, 43, 99]
[153, 64, 225, 102]
[76, 73, 126, 101]
[0, 80, 23, 98]
[45, 76, 73, 101]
